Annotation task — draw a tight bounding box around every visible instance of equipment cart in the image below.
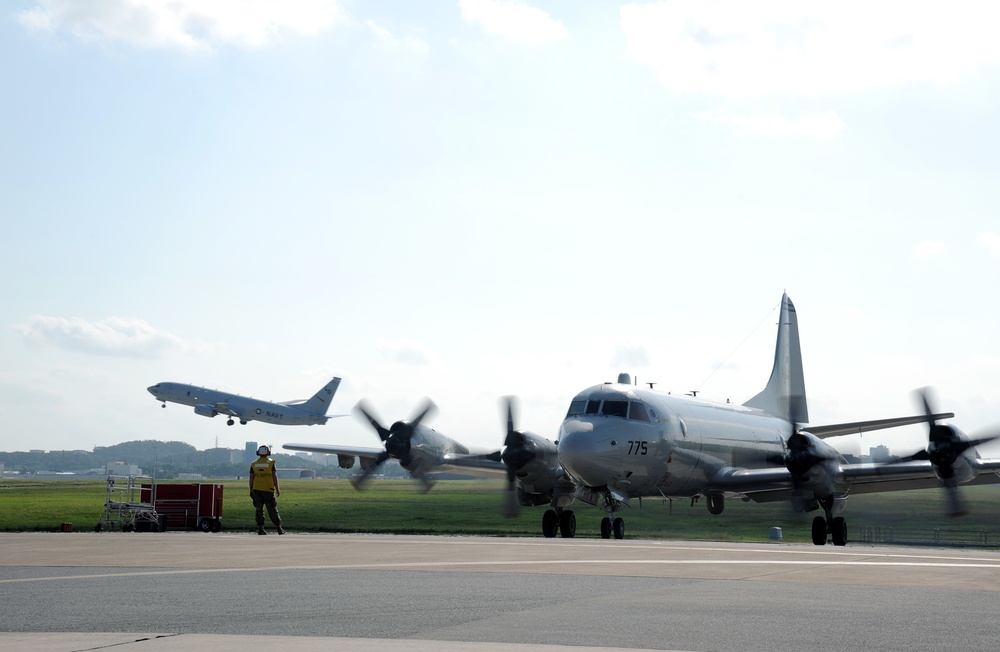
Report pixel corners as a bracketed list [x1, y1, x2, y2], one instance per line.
[97, 475, 164, 532]
[140, 483, 224, 532]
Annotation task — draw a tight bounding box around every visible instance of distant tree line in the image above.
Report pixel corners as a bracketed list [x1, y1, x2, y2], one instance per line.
[0, 440, 409, 480]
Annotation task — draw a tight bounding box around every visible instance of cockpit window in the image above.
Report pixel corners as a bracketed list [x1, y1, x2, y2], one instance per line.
[601, 400, 628, 418]
[566, 400, 586, 417]
[628, 402, 650, 422]
[585, 399, 601, 415]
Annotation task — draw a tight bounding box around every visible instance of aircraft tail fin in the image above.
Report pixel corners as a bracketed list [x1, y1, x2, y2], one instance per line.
[300, 377, 342, 415]
[742, 294, 808, 424]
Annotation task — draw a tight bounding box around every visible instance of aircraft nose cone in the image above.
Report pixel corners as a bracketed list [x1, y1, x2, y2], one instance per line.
[147, 385, 158, 396]
[558, 419, 622, 487]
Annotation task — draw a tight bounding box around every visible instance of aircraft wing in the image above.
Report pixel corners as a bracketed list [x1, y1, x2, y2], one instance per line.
[804, 412, 954, 438]
[836, 457, 1000, 494]
[708, 456, 1000, 502]
[283, 443, 385, 460]
[435, 453, 509, 480]
[213, 402, 242, 419]
[306, 414, 351, 425]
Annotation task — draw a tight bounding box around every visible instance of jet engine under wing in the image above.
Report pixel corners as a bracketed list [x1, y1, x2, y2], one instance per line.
[805, 412, 954, 438]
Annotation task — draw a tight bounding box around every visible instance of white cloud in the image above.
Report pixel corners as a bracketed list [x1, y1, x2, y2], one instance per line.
[912, 240, 948, 258]
[611, 345, 650, 369]
[977, 232, 1000, 255]
[17, 0, 342, 51]
[459, 0, 566, 44]
[377, 340, 436, 366]
[621, 1, 1000, 97]
[366, 20, 429, 59]
[695, 108, 846, 139]
[14, 316, 211, 357]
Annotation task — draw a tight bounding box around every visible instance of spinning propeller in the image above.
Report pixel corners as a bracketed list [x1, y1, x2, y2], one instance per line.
[351, 399, 437, 492]
[486, 397, 537, 516]
[772, 396, 832, 487]
[896, 388, 1000, 517]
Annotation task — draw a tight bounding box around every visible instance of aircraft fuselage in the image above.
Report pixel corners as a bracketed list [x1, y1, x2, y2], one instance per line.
[558, 381, 793, 499]
[148, 382, 327, 426]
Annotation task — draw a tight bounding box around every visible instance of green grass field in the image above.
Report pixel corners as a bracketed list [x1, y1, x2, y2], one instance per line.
[3, 478, 1000, 546]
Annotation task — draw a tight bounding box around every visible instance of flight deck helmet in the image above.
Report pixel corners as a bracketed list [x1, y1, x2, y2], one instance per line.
[256, 445, 271, 457]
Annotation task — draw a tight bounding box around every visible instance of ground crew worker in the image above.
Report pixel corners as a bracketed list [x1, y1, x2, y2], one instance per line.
[249, 445, 285, 535]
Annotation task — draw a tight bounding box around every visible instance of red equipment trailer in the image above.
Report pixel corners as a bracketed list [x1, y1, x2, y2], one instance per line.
[140, 483, 224, 532]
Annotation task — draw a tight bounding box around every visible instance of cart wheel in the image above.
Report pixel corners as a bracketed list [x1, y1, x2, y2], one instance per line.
[211, 519, 222, 533]
[199, 518, 213, 532]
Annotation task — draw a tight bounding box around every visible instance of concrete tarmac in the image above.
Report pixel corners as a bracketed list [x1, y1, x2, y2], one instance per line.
[3, 532, 1000, 651]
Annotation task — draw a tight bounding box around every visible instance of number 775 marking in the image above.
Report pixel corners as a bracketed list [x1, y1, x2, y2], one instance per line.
[627, 441, 648, 455]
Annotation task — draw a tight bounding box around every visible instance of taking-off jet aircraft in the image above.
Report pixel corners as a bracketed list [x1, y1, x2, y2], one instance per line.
[149, 377, 342, 426]
[285, 294, 1000, 545]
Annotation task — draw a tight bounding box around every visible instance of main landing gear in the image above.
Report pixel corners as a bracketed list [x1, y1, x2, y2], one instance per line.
[542, 509, 577, 538]
[811, 497, 848, 546]
[539, 492, 627, 540]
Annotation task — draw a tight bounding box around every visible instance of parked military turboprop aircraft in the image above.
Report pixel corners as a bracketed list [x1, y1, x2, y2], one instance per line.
[149, 377, 342, 426]
[285, 294, 1000, 545]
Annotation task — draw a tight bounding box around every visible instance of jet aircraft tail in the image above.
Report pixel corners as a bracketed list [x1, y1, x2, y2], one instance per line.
[297, 377, 342, 415]
[742, 293, 808, 424]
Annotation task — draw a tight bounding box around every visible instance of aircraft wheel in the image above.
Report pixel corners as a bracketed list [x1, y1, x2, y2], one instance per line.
[542, 509, 559, 538]
[227, 418, 234, 426]
[613, 517, 625, 540]
[559, 510, 576, 538]
[600, 517, 612, 539]
[831, 517, 847, 546]
[707, 494, 724, 515]
[811, 516, 827, 545]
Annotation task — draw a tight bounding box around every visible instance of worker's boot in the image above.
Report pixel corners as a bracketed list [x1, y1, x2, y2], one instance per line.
[277, 525, 286, 535]
[257, 526, 267, 535]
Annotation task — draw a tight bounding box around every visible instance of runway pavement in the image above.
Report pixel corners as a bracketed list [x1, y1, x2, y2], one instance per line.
[3, 532, 1000, 651]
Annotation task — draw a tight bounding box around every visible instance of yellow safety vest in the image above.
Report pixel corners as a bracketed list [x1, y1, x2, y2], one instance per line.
[250, 458, 276, 492]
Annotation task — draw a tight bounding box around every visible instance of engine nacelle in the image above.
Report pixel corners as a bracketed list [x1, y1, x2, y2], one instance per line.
[337, 454, 356, 470]
[507, 431, 562, 495]
[193, 404, 218, 418]
[929, 424, 978, 484]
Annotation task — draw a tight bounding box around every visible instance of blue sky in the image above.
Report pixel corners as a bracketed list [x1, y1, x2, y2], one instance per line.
[2, 1, 998, 457]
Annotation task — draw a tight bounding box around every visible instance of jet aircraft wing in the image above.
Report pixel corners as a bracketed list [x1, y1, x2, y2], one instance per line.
[213, 402, 241, 419]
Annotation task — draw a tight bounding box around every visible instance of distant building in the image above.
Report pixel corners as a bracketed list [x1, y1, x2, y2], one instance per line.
[244, 441, 258, 464]
[106, 462, 142, 477]
[870, 445, 892, 464]
[229, 451, 244, 464]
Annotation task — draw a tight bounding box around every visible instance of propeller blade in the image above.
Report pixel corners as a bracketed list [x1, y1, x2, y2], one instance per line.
[499, 396, 525, 516]
[944, 478, 967, 517]
[349, 451, 390, 491]
[354, 400, 391, 441]
[409, 399, 437, 431]
[909, 387, 976, 517]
